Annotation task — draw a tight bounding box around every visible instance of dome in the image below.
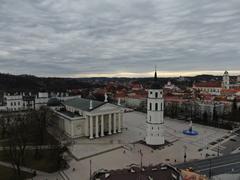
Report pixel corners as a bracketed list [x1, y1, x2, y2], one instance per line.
[47, 98, 61, 106]
[224, 70, 229, 75]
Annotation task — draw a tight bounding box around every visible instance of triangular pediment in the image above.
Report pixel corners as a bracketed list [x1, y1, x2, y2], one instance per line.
[91, 103, 122, 113]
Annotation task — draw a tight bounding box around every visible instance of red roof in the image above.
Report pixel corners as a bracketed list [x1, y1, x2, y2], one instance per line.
[193, 81, 222, 88]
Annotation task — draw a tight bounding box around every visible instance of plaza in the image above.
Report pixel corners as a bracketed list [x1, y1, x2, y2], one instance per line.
[32, 111, 233, 180]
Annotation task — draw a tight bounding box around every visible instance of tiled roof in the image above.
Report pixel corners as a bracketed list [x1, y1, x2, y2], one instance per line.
[194, 81, 222, 88]
[63, 98, 105, 112]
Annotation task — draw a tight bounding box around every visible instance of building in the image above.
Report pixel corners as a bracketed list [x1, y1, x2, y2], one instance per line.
[55, 97, 123, 139]
[145, 69, 165, 145]
[193, 81, 222, 96]
[195, 101, 224, 121]
[3, 92, 35, 111]
[92, 164, 183, 180]
[222, 70, 230, 89]
[0, 92, 80, 112]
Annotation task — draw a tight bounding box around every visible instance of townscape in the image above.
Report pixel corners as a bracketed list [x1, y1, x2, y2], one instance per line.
[1, 1, 240, 180]
[0, 70, 240, 180]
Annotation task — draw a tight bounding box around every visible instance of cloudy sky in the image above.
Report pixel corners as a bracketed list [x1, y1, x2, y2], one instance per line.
[0, 0, 240, 77]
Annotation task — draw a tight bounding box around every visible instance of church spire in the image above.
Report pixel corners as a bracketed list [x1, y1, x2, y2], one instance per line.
[154, 65, 157, 81]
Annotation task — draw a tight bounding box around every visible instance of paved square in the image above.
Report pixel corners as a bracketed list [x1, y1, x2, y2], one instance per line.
[32, 111, 230, 180]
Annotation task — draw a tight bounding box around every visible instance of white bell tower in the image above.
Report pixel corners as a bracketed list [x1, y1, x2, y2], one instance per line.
[145, 69, 165, 145]
[222, 70, 230, 89]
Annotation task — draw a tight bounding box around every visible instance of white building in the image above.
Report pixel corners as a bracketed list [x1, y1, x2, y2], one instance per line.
[55, 97, 123, 139]
[222, 70, 230, 89]
[3, 93, 35, 111]
[0, 92, 81, 112]
[145, 70, 165, 145]
[193, 82, 222, 96]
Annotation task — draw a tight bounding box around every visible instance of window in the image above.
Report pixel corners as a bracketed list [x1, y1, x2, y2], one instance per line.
[18, 102, 20, 106]
[14, 102, 16, 106]
[11, 102, 13, 106]
[152, 127, 153, 130]
[150, 103, 152, 111]
[150, 91, 152, 94]
[155, 92, 158, 98]
[155, 103, 158, 111]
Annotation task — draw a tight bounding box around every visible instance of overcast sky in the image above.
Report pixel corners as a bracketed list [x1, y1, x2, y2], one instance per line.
[0, 0, 240, 77]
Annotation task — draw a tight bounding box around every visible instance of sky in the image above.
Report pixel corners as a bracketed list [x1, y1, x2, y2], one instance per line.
[0, 0, 240, 77]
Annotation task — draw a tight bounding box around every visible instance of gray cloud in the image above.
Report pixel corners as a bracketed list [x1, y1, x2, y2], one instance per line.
[0, 0, 240, 77]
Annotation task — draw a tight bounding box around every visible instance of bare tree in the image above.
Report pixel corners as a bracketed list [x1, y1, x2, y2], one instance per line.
[0, 115, 10, 139]
[4, 115, 30, 177]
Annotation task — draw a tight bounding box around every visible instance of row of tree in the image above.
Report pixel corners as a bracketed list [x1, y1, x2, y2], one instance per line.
[0, 107, 65, 178]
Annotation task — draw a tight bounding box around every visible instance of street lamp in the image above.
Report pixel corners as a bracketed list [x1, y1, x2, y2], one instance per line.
[183, 145, 187, 163]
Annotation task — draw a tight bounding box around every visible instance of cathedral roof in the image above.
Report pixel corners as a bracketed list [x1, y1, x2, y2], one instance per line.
[63, 98, 105, 112]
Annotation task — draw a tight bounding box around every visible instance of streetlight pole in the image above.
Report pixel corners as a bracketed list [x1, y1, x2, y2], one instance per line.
[184, 145, 187, 163]
[209, 159, 212, 179]
[90, 160, 92, 180]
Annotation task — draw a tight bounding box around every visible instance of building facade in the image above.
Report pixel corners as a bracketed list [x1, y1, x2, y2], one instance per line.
[146, 70, 165, 145]
[55, 98, 123, 139]
[0, 92, 80, 112]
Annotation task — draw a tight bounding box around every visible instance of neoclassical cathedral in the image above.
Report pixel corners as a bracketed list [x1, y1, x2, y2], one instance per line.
[145, 70, 165, 145]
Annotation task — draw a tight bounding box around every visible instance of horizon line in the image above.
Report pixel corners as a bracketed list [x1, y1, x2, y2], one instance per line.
[2, 70, 240, 78]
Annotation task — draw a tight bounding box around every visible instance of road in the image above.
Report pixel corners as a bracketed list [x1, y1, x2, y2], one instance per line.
[176, 152, 240, 177]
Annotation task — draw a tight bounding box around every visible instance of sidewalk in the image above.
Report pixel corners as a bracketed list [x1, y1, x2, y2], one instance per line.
[0, 161, 49, 176]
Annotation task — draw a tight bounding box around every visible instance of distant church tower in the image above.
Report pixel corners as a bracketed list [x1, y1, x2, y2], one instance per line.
[145, 69, 165, 145]
[222, 70, 230, 89]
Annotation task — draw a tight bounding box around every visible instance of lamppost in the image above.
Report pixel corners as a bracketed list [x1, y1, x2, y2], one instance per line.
[184, 145, 187, 163]
[138, 149, 143, 180]
[208, 159, 212, 179]
[90, 159, 92, 180]
[139, 149, 143, 170]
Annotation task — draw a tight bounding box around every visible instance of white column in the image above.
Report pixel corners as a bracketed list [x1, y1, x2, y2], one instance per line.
[118, 112, 121, 133]
[101, 114, 104, 137]
[108, 114, 112, 135]
[95, 115, 99, 138]
[113, 113, 117, 134]
[89, 116, 93, 139]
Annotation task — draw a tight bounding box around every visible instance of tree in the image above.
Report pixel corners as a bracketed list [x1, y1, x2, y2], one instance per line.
[28, 107, 55, 159]
[0, 115, 10, 139]
[202, 111, 208, 123]
[230, 98, 240, 122]
[4, 115, 30, 177]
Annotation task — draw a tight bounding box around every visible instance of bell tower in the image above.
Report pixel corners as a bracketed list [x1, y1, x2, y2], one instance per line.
[222, 70, 230, 89]
[145, 68, 165, 145]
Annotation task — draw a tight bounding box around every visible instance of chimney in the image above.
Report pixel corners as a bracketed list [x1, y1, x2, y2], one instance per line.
[89, 100, 93, 110]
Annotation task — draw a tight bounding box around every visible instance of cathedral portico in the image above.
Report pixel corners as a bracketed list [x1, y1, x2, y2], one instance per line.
[55, 98, 123, 139]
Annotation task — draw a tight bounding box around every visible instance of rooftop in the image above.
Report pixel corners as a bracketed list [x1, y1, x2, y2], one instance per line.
[63, 98, 105, 112]
[93, 164, 181, 180]
[194, 81, 222, 88]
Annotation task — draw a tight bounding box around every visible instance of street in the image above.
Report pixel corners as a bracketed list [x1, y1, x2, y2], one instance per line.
[176, 152, 240, 177]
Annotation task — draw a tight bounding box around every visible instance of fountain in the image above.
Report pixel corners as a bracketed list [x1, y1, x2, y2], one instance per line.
[183, 121, 199, 136]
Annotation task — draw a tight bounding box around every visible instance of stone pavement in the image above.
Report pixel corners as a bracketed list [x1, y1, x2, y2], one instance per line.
[33, 111, 230, 180]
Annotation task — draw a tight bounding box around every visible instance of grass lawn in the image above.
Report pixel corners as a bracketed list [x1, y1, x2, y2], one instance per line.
[0, 164, 34, 180]
[0, 149, 61, 173]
